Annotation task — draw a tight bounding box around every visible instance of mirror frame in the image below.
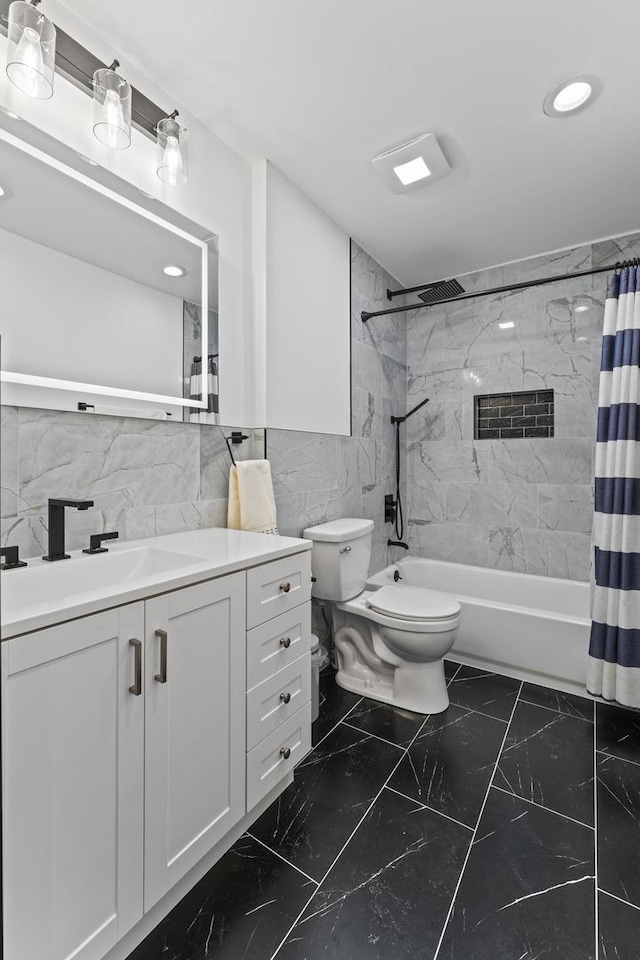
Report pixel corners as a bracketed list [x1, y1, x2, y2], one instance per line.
[0, 125, 211, 411]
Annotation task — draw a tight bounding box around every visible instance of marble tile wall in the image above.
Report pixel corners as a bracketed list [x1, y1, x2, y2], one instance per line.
[1, 405, 263, 559]
[406, 230, 640, 581]
[267, 240, 408, 575]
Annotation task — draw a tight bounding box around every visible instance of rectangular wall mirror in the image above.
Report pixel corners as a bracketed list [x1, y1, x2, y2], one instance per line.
[0, 124, 219, 422]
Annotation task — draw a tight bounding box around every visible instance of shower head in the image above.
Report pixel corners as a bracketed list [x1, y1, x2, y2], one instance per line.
[417, 278, 465, 304]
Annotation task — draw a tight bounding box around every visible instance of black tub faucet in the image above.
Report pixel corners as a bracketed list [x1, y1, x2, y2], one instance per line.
[43, 498, 94, 562]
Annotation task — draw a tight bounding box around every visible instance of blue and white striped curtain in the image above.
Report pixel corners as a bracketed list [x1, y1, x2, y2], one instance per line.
[588, 266, 640, 707]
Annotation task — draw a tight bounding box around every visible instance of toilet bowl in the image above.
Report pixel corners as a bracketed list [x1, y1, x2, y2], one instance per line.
[303, 519, 461, 714]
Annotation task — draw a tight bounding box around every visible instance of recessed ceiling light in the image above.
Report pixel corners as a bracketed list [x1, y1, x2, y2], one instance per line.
[498, 321, 515, 330]
[543, 76, 600, 118]
[163, 264, 187, 278]
[393, 157, 431, 186]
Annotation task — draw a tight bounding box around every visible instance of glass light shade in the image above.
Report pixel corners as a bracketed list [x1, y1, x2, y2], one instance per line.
[93, 67, 131, 149]
[6, 1, 56, 100]
[156, 116, 188, 186]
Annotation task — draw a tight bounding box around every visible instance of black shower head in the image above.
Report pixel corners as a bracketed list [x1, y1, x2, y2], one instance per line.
[417, 278, 465, 304]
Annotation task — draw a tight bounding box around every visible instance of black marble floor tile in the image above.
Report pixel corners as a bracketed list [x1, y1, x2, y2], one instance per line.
[599, 890, 640, 960]
[438, 788, 596, 960]
[444, 659, 461, 682]
[127, 835, 313, 960]
[388, 704, 506, 827]
[312, 668, 361, 746]
[447, 665, 520, 721]
[597, 702, 640, 765]
[276, 786, 471, 960]
[597, 753, 640, 909]
[496, 700, 594, 825]
[520, 681, 594, 721]
[344, 698, 425, 747]
[250, 723, 401, 880]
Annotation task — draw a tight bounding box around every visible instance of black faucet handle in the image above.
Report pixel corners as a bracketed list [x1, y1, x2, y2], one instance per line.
[83, 531, 119, 555]
[1, 545, 27, 569]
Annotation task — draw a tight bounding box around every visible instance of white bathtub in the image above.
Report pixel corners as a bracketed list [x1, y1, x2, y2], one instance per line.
[368, 557, 591, 696]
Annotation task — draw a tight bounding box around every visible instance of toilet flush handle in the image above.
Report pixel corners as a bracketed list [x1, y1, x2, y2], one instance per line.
[340, 546, 352, 554]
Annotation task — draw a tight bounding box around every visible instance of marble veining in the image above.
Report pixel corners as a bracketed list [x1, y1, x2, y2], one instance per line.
[127, 664, 639, 960]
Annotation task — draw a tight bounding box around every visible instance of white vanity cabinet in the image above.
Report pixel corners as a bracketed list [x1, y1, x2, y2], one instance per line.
[1, 604, 146, 960]
[1, 536, 313, 960]
[143, 574, 246, 911]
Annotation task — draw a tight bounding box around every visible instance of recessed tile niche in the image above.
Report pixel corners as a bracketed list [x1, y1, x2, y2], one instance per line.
[474, 390, 554, 440]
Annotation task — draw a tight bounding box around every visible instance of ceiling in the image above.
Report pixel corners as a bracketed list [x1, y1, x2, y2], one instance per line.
[56, 0, 640, 286]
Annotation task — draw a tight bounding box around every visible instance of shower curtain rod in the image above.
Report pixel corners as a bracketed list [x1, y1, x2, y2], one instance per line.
[361, 259, 636, 323]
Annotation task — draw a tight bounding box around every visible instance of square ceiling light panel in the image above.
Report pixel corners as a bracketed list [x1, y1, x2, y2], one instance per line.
[372, 133, 452, 195]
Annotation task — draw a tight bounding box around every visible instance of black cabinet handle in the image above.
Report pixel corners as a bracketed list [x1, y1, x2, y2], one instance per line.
[280, 637, 291, 649]
[279, 582, 291, 593]
[280, 747, 291, 760]
[280, 692, 291, 705]
[129, 639, 142, 696]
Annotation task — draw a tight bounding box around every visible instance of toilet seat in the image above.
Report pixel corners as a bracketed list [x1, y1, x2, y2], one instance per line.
[365, 584, 461, 622]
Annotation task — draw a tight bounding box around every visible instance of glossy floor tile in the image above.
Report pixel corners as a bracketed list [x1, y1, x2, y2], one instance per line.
[127, 664, 640, 960]
[389, 704, 507, 826]
[437, 788, 596, 960]
[276, 787, 470, 960]
[250, 722, 401, 879]
[597, 753, 640, 908]
[496, 700, 594, 825]
[127, 835, 313, 960]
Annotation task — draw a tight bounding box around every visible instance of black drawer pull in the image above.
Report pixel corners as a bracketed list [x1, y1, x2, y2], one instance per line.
[280, 746, 291, 760]
[279, 582, 291, 593]
[280, 692, 291, 705]
[280, 637, 291, 649]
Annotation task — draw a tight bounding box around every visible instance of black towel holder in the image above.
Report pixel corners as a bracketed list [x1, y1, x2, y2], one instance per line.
[225, 431, 249, 467]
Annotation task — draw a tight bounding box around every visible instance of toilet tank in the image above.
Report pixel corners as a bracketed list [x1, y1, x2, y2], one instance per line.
[303, 518, 374, 601]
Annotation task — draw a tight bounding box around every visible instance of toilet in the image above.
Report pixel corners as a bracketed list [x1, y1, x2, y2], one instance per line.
[303, 518, 461, 714]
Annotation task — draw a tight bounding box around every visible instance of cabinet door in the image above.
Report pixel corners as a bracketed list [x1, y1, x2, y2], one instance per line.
[144, 573, 246, 910]
[1, 604, 145, 960]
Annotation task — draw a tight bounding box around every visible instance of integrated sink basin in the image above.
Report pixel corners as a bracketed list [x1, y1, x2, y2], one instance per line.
[2, 546, 207, 620]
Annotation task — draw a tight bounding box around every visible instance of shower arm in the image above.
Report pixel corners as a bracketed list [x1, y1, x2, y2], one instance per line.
[391, 396, 430, 425]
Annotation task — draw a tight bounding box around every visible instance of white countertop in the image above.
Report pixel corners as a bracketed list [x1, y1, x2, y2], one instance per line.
[1, 528, 311, 641]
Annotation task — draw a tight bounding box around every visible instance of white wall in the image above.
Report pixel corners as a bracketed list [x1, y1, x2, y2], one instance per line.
[260, 163, 351, 436]
[0, 9, 255, 425]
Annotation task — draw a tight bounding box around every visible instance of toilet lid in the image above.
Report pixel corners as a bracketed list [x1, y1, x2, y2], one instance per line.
[365, 584, 461, 621]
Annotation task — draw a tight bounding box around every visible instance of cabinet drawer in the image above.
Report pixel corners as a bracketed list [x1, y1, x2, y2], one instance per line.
[247, 652, 311, 750]
[247, 605, 311, 690]
[246, 701, 311, 811]
[246, 552, 312, 628]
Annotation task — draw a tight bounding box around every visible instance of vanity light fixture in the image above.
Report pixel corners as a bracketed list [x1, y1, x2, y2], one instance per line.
[5, 0, 56, 100]
[92, 60, 132, 149]
[498, 321, 515, 329]
[543, 76, 600, 118]
[163, 264, 187, 278]
[156, 110, 188, 186]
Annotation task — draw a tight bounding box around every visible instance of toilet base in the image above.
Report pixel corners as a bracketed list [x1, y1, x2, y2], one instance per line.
[335, 658, 449, 715]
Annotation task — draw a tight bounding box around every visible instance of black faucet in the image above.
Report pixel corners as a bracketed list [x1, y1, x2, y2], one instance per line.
[0, 546, 27, 569]
[43, 498, 94, 562]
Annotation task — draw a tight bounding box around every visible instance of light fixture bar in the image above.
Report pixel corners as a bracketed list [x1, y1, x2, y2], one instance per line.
[0, 0, 168, 138]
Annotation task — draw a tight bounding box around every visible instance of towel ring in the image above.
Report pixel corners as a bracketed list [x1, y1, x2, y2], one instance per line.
[225, 431, 249, 467]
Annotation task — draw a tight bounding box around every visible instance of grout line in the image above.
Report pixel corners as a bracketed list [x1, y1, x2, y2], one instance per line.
[310, 697, 364, 753]
[594, 698, 599, 960]
[446, 701, 509, 725]
[445, 663, 462, 686]
[599, 888, 640, 914]
[595, 748, 640, 769]
[384, 785, 474, 833]
[491, 785, 595, 831]
[432, 681, 524, 960]
[269, 710, 431, 960]
[245, 832, 320, 886]
[519, 697, 594, 723]
[341, 720, 405, 752]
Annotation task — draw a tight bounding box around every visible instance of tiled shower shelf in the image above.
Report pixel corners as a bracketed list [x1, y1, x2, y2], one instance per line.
[475, 389, 554, 440]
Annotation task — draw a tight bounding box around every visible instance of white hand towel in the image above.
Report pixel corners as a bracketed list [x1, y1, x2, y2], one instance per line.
[227, 459, 279, 535]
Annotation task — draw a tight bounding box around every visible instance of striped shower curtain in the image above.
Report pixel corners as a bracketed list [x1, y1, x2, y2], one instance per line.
[189, 355, 220, 424]
[588, 265, 640, 707]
